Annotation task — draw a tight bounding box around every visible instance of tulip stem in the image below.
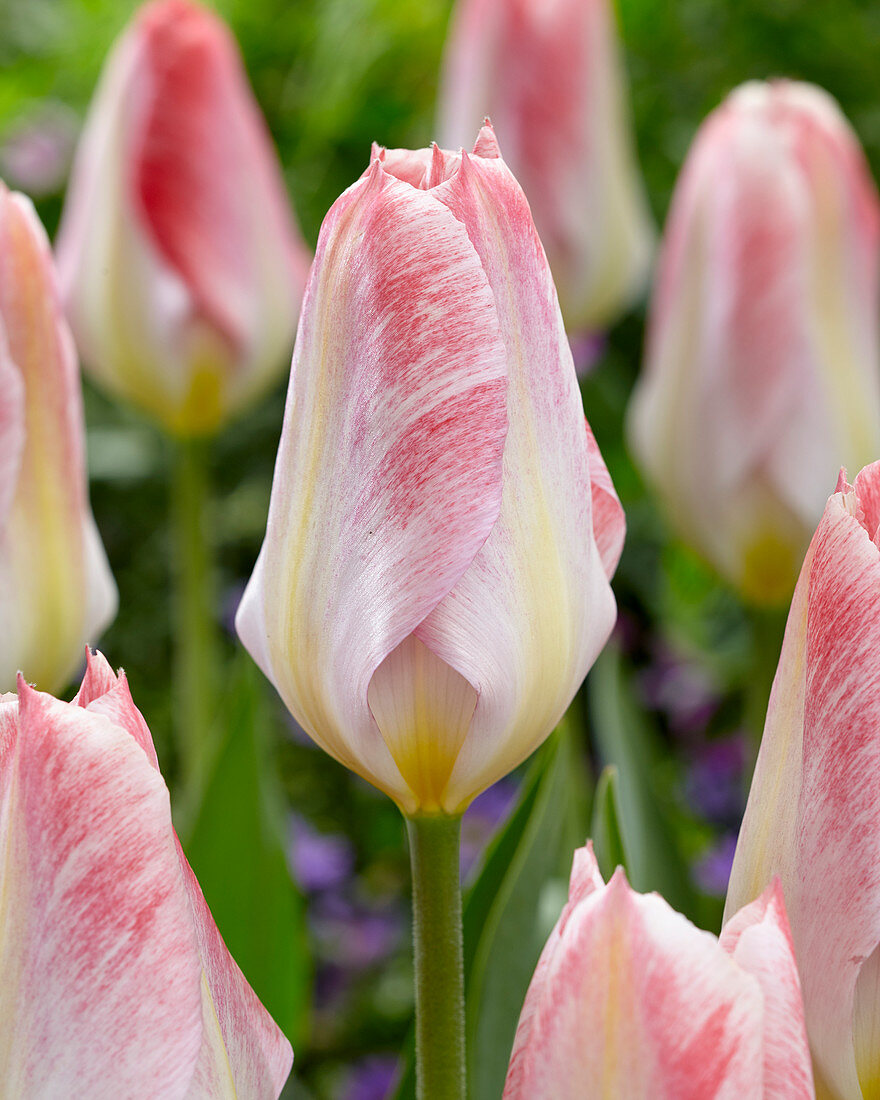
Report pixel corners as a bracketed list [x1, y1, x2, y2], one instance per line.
[406, 813, 466, 1100]
[170, 437, 218, 818]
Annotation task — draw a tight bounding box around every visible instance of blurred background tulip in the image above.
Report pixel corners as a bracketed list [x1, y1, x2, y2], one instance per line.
[237, 127, 624, 817]
[504, 845, 813, 1099]
[0, 182, 115, 693]
[0, 651, 292, 1098]
[438, 0, 654, 339]
[628, 80, 880, 607]
[55, 0, 311, 439]
[725, 462, 880, 1099]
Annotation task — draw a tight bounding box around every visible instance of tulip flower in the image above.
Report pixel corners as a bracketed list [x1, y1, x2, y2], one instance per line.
[0, 182, 116, 693]
[0, 649, 292, 1096]
[438, 0, 654, 334]
[725, 461, 880, 1099]
[55, 0, 311, 437]
[628, 80, 880, 605]
[505, 844, 814, 1099]
[236, 126, 624, 818]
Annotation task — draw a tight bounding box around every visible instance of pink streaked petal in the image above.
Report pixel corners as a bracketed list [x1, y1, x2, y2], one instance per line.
[132, 0, 309, 354]
[0, 336, 23, 527]
[720, 881, 814, 1099]
[373, 144, 461, 190]
[72, 647, 118, 707]
[505, 868, 763, 1099]
[585, 419, 625, 578]
[854, 460, 880, 544]
[417, 149, 620, 810]
[236, 165, 508, 812]
[726, 466, 880, 1097]
[177, 851, 293, 1097]
[0, 681, 204, 1096]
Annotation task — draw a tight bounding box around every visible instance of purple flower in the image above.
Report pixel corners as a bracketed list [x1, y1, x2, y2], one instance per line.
[289, 815, 355, 894]
[310, 892, 405, 970]
[684, 734, 748, 825]
[693, 832, 738, 896]
[0, 105, 76, 196]
[568, 330, 607, 378]
[460, 776, 519, 878]
[638, 642, 719, 735]
[343, 1056, 400, 1100]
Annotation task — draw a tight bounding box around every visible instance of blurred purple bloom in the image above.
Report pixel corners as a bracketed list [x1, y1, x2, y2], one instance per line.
[311, 892, 405, 970]
[693, 832, 738, 896]
[343, 1055, 399, 1100]
[289, 815, 355, 893]
[569, 330, 607, 378]
[684, 735, 748, 824]
[0, 105, 76, 196]
[638, 642, 719, 735]
[460, 776, 519, 878]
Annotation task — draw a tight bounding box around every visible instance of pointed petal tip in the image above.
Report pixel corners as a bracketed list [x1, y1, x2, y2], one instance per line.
[473, 121, 502, 159]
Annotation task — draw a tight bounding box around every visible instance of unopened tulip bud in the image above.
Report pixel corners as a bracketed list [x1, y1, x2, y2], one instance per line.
[0, 183, 116, 692]
[56, 0, 311, 437]
[439, 0, 654, 333]
[629, 81, 880, 605]
[726, 461, 880, 1099]
[237, 128, 625, 816]
[0, 651, 292, 1096]
[505, 845, 814, 1099]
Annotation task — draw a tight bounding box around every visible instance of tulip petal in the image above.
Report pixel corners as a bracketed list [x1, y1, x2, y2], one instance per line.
[236, 165, 509, 812]
[505, 863, 763, 1099]
[417, 140, 619, 809]
[585, 420, 625, 579]
[0, 681, 204, 1097]
[719, 881, 814, 1099]
[726, 461, 880, 1096]
[0, 188, 116, 691]
[0, 341, 23, 528]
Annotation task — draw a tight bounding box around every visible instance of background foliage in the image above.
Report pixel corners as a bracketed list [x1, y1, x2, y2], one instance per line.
[2, 0, 878, 1095]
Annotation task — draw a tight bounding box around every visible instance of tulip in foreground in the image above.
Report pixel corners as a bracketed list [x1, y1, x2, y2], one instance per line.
[628, 81, 880, 604]
[725, 461, 880, 1099]
[237, 126, 624, 817]
[56, 0, 311, 437]
[438, 0, 654, 334]
[0, 182, 115, 693]
[0, 650, 292, 1097]
[505, 845, 814, 1099]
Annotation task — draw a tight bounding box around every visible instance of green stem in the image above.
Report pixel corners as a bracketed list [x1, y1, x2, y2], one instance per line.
[406, 814, 466, 1100]
[170, 437, 217, 815]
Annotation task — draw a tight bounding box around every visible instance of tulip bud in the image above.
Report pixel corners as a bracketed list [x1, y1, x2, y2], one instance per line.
[0, 651, 292, 1096]
[0, 183, 116, 692]
[438, 0, 654, 333]
[236, 128, 625, 816]
[628, 80, 880, 605]
[55, 0, 311, 437]
[505, 845, 814, 1098]
[725, 461, 880, 1099]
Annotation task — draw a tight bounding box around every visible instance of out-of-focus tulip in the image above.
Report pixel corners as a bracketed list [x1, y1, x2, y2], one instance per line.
[628, 80, 880, 605]
[504, 844, 814, 1099]
[438, 0, 654, 334]
[236, 127, 624, 817]
[725, 461, 880, 1099]
[0, 183, 115, 693]
[0, 650, 292, 1097]
[55, 0, 311, 437]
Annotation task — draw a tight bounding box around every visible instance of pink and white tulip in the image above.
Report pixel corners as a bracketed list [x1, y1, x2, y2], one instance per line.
[628, 80, 880, 604]
[236, 128, 624, 816]
[55, 0, 311, 437]
[505, 845, 814, 1099]
[725, 461, 880, 1098]
[438, 0, 654, 333]
[0, 650, 292, 1096]
[0, 182, 115, 693]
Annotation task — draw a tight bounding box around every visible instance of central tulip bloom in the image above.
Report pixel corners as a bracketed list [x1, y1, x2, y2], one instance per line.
[439, 0, 654, 334]
[0, 182, 116, 692]
[504, 845, 814, 1099]
[56, 0, 311, 437]
[628, 81, 880, 604]
[0, 651, 292, 1096]
[725, 461, 880, 1099]
[236, 127, 624, 816]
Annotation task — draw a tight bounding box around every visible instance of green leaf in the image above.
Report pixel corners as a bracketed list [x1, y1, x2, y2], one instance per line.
[591, 764, 630, 881]
[182, 654, 311, 1047]
[588, 644, 696, 915]
[465, 718, 588, 1100]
